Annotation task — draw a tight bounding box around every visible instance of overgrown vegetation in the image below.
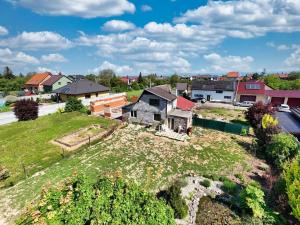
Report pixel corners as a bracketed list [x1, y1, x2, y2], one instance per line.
[17, 175, 175, 225]
[64, 97, 84, 112]
[264, 74, 300, 90]
[14, 99, 38, 121]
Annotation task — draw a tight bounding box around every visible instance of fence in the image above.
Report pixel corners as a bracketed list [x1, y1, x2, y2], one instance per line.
[193, 117, 249, 135]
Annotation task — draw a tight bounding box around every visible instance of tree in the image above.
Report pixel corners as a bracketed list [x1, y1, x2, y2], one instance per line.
[169, 74, 180, 88]
[252, 73, 260, 80]
[14, 99, 38, 121]
[138, 72, 143, 84]
[283, 155, 300, 221]
[245, 102, 275, 129]
[98, 69, 115, 87]
[3, 66, 15, 79]
[17, 175, 176, 225]
[266, 133, 299, 169]
[64, 97, 84, 112]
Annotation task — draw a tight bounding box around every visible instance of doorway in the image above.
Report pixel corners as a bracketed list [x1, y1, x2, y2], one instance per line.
[207, 95, 211, 101]
[168, 118, 175, 130]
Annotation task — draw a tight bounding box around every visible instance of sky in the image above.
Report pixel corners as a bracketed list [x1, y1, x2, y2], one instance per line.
[0, 0, 300, 76]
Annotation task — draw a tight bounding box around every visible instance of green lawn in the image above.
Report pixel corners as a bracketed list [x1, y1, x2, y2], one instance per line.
[0, 124, 259, 224]
[0, 105, 11, 112]
[0, 112, 114, 187]
[126, 89, 143, 101]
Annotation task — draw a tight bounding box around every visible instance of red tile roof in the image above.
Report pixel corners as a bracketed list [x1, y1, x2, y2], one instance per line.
[237, 81, 268, 95]
[266, 90, 300, 98]
[227, 71, 240, 78]
[26, 72, 52, 86]
[176, 96, 195, 111]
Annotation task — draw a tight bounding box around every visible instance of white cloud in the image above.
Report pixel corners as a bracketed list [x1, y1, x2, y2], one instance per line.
[203, 53, 254, 72]
[141, 5, 152, 12]
[0, 31, 72, 50]
[41, 53, 67, 63]
[0, 48, 39, 66]
[0, 26, 8, 36]
[285, 47, 300, 68]
[174, 0, 300, 38]
[102, 20, 136, 32]
[267, 42, 290, 50]
[91, 61, 133, 74]
[9, 0, 135, 18]
[37, 67, 58, 74]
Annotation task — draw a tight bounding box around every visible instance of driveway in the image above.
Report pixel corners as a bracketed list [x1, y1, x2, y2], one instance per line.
[275, 111, 300, 136]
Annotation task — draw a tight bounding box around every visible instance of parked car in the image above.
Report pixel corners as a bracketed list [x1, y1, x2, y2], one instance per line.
[236, 101, 255, 107]
[278, 104, 291, 112]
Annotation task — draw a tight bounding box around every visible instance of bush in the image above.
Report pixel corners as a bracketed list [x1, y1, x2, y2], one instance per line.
[245, 102, 274, 129]
[14, 99, 38, 121]
[266, 133, 299, 169]
[17, 175, 176, 225]
[283, 155, 300, 221]
[200, 179, 211, 188]
[157, 181, 188, 219]
[64, 97, 84, 112]
[222, 179, 239, 195]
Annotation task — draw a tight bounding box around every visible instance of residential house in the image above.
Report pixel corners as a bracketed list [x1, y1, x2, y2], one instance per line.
[122, 85, 193, 133]
[24, 72, 52, 94]
[266, 90, 300, 108]
[120, 76, 138, 86]
[191, 80, 236, 103]
[54, 79, 110, 101]
[227, 71, 240, 81]
[176, 83, 188, 96]
[236, 81, 272, 103]
[42, 75, 72, 93]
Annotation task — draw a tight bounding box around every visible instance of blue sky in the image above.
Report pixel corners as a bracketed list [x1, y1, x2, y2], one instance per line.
[0, 0, 300, 76]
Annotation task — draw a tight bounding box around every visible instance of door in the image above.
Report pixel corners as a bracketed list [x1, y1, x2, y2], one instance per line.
[168, 118, 175, 130]
[240, 95, 256, 102]
[287, 98, 300, 108]
[271, 97, 284, 107]
[207, 95, 211, 101]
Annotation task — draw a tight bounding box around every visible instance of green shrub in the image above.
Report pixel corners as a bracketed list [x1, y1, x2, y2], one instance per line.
[283, 155, 300, 221]
[201, 179, 211, 188]
[158, 182, 188, 219]
[17, 175, 175, 225]
[222, 179, 239, 195]
[266, 133, 299, 169]
[64, 97, 84, 112]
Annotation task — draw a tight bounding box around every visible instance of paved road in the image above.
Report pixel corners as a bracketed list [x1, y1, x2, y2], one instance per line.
[275, 111, 300, 135]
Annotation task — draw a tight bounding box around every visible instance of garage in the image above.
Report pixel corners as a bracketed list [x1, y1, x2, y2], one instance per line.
[240, 95, 256, 102]
[287, 98, 300, 108]
[271, 97, 285, 106]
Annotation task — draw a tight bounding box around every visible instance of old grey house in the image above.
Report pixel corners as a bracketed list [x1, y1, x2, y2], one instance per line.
[123, 85, 193, 133]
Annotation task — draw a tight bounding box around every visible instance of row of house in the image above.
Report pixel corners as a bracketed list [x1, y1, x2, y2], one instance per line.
[187, 80, 300, 108]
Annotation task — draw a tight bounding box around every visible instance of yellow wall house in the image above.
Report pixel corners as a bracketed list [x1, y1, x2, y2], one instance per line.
[54, 79, 110, 102]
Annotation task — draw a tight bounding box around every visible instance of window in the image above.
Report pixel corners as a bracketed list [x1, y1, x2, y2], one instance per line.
[58, 82, 61, 85]
[216, 90, 223, 93]
[154, 114, 161, 121]
[246, 84, 261, 90]
[149, 99, 160, 106]
[96, 93, 98, 97]
[85, 94, 91, 99]
[131, 111, 137, 118]
[195, 94, 203, 98]
[224, 96, 232, 99]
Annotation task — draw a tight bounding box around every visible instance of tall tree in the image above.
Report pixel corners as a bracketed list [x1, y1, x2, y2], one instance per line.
[3, 66, 15, 79]
[98, 69, 115, 88]
[138, 72, 143, 83]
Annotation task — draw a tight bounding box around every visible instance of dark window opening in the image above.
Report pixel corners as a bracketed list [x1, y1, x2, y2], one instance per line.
[85, 94, 91, 99]
[216, 90, 223, 93]
[149, 99, 160, 106]
[224, 96, 232, 99]
[154, 114, 161, 121]
[131, 111, 137, 118]
[96, 93, 98, 97]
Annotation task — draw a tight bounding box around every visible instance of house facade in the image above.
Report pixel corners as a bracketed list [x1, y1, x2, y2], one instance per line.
[54, 79, 110, 101]
[24, 72, 52, 94]
[42, 75, 72, 93]
[236, 81, 271, 103]
[123, 85, 193, 133]
[191, 80, 236, 103]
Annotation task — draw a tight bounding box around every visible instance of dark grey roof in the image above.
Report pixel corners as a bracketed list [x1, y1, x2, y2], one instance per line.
[145, 86, 177, 101]
[54, 79, 110, 95]
[176, 83, 188, 91]
[42, 75, 64, 86]
[191, 80, 235, 91]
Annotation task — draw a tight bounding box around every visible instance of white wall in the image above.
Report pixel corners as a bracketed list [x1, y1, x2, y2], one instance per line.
[191, 90, 234, 103]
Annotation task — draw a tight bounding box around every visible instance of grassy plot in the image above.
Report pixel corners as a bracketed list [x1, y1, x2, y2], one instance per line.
[0, 124, 260, 224]
[126, 89, 143, 101]
[0, 112, 114, 187]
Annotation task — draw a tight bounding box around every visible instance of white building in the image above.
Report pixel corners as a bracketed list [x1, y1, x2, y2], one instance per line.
[191, 80, 236, 103]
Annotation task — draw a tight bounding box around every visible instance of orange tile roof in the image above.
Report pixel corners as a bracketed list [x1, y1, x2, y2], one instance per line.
[26, 72, 52, 85]
[227, 71, 240, 78]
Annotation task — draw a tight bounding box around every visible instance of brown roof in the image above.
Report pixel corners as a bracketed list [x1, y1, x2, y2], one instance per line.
[191, 80, 235, 91]
[176, 83, 188, 91]
[145, 86, 177, 101]
[26, 72, 52, 85]
[42, 75, 66, 86]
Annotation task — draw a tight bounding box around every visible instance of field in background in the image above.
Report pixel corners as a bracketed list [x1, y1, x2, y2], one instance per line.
[0, 112, 114, 187]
